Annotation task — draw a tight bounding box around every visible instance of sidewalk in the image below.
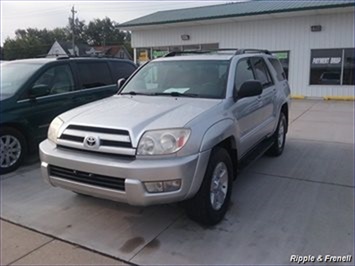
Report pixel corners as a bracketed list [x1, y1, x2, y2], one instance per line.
[1, 219, 128, 265]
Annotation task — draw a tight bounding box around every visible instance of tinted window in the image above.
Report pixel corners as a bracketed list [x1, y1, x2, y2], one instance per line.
[32, 64, 74, 96]
[110, 62, 136, 81]
[310, 49, 342, 85]
[251, 58, 273, 87]
[235, 59, 255, 91]
[343, 48, 355, 85]
[269, 58, 286, 81]
[77, 62, 113, 89]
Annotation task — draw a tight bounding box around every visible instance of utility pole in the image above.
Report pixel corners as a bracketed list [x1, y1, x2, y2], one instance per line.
[71, 5, 77, 56]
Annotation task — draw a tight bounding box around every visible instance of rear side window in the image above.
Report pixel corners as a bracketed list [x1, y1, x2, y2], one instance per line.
[251, 58, 273, 87]
[110, 62, 136, 81]
[269, 58, 286, 81]
[77, 62, 113, 89]
[235, 58, 255, 91]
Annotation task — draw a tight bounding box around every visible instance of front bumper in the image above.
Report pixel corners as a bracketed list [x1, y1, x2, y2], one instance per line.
[39, 140, 210, 206]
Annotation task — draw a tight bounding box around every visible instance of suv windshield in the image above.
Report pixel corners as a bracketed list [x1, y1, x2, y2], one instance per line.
[1, 61, 44, 97]
[121, 60, 229, 99]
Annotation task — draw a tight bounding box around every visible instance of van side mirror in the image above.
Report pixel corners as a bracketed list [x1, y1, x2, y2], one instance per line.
[29, 84, 50, 98]
[235, 80, 262, 100]
[117, 78, 126, 91]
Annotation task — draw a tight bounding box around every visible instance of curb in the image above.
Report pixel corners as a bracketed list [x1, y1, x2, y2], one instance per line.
[291, 95, 355, 101]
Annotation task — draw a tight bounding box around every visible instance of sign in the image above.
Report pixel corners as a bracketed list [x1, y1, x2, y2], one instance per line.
[312, 57, 342, 65]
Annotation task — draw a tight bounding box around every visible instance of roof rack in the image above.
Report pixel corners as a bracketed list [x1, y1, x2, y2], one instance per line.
[235, 49, 271, 55]
[164, 50, 210, 57]
[164, 48, 271, 57]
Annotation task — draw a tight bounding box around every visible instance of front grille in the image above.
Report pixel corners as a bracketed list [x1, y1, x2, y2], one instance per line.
[50, 165, 125, 191]
[57, 124, 136, 156]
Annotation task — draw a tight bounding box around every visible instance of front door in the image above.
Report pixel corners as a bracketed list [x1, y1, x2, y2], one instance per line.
[15, 63, 77, 142]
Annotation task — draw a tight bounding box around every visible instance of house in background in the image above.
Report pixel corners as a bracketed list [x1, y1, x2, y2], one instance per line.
[47, 41, 132, 60]
[86, 45, 132, 60]
[47, 41, 91, 57]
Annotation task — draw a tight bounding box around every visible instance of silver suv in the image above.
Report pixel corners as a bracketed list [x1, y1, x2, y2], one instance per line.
[40, 49, 290, 225]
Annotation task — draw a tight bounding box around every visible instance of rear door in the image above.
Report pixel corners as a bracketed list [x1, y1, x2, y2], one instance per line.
[72, 60, 117, 106]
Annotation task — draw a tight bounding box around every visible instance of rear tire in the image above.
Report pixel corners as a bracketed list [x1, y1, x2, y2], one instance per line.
[266, 112, 287, 157]
[185, 147, 233, 226]
[0, 127, 27, 174]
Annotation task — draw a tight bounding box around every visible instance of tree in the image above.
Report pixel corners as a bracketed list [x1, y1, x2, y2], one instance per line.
[67, 17, 87, 45]
[86, 17, 125, 46]
[3, 27, 69, 60]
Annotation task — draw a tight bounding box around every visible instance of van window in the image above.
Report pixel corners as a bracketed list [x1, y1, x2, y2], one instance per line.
[77, 62, 113, 89]
[33, 64, 74, 95]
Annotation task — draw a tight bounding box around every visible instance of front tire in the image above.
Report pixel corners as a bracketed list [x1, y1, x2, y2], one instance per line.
[185, 147, 233, 226]
[0, 127, 27, 174]
[266, 112, 287, 157]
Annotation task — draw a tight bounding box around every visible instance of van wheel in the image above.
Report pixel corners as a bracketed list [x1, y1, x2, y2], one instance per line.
[185, 147, 233, 226]
[0, 127, 27, 174]
[266, 112, 287, 157]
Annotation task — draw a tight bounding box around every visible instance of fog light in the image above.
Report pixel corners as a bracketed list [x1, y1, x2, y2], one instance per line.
[144, 181, 163, 193]
[163, 180, 181, 192]
[144, 180, 181, 193]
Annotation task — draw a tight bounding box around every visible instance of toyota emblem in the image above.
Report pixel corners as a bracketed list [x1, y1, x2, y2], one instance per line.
[84, 136, 100, 148]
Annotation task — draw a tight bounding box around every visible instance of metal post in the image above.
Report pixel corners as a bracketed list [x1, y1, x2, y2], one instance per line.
[71, 6, 77, 56]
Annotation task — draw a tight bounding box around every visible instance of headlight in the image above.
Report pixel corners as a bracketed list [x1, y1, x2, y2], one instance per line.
[47, 117, 64, 143]
[137, 129, 191, 155]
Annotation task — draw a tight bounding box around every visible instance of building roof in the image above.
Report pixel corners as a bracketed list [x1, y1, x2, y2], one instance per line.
[120, 0, 355, 28]
[58, 41, 91, 56]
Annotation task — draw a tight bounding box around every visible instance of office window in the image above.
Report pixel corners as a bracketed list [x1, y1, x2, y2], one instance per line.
[343, 48, 355, 85]
[310, 48, 355, 86]
[310, 49, 342, 85]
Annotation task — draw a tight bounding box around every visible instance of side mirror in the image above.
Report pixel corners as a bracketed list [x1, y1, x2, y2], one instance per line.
[117, 78, 126, 91]
[236, 80, 262, 100]
[29, 84, 50, 98]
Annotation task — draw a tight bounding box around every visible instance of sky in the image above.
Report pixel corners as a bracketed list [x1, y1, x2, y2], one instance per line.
[1, 1, 232, 45]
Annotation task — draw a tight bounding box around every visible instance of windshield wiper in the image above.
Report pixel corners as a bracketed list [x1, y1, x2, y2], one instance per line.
[120, 91, 153, 96]
[153, 92, 199, 97]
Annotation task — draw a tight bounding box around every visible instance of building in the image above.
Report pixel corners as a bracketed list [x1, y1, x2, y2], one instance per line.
[86, 45, 132, 60]
[47, 41, 91, 57]
[120, 0, 355, 98]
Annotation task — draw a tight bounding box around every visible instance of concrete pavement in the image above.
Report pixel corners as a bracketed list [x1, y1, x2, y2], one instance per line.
[1, 99, 354, 265]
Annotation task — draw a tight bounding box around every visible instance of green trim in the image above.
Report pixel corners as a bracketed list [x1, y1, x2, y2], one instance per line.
[120, 2, 355, 28]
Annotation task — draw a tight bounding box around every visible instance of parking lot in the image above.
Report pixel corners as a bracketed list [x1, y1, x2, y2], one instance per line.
[1, 99, 354, 265]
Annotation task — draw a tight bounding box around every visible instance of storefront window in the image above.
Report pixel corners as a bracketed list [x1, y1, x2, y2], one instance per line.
[152, 47, 169, 59]
[136, 48, 151, 65]
[310, 49, 342, 85]
[272, 51, 289, 79]
[343, 48, 355, 85]
[310, 48, 355, 86]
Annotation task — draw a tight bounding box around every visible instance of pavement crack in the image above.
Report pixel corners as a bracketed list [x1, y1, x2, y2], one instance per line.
[128, 210, 184, 262]
[290, 103, 316, 124]
[252, 171, 354, 189]
[7, 239, 54, 265]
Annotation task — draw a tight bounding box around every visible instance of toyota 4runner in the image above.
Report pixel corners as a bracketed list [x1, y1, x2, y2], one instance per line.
[40, 49, 290, 225]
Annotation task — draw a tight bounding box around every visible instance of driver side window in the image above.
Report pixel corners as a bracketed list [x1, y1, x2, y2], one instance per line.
[235, 58, 255, 91]
[32, 64, 74, 96]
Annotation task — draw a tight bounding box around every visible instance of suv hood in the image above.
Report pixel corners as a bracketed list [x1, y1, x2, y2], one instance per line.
[60, 95, 221, 138]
